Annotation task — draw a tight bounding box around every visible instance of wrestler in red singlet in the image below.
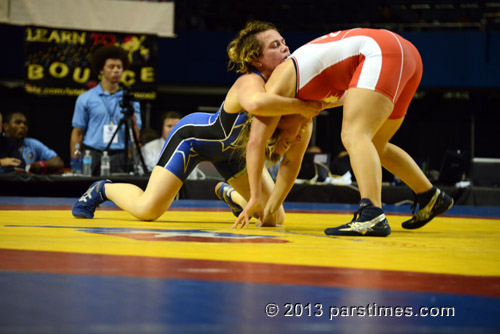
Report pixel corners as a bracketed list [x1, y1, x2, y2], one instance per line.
[291, 28, 423, 119]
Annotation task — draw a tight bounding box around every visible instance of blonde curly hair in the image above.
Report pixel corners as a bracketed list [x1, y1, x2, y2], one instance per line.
[227, 20, 278, 74]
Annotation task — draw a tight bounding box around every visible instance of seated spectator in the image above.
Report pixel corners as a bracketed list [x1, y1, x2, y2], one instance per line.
[3, 111, 64, 174]
[141, 111, 181, 172]
[330, 146, 352, 177]
[0, 111, 25, 171]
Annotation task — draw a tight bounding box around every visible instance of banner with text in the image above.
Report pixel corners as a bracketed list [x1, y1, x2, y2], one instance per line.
[24, 26, 158, 100]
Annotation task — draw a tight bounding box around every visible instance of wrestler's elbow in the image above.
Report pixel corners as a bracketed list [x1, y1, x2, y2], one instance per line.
[243, 95, 268, 115]
[244, 102, 263, 115]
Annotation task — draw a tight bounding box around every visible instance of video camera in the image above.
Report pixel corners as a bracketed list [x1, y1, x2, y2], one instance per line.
[119, 83, 138, 117]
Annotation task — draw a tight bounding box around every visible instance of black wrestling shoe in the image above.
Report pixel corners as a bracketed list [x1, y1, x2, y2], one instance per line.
[325, 199, 391, 237]
[402, 188, 454, 229]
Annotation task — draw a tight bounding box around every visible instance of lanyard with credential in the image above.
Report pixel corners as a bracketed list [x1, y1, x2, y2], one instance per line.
[100, 93, 119, 125]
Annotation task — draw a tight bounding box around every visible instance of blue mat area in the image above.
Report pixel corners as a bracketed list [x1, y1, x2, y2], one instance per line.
[1, 271, 498, 334]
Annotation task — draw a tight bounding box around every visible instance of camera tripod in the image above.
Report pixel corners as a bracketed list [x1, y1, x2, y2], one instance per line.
[105, 86, 147, 175]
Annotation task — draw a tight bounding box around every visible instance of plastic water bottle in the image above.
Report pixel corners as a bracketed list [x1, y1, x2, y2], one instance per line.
[82, 150, 93, 176]
[71, 143, 82, 175]
[100, 151, 111, 177]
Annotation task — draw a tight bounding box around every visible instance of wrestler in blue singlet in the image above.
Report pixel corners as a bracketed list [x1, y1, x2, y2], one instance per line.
[156, 102, 248, 181]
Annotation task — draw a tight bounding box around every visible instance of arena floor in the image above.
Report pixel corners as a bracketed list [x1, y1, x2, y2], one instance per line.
[1, 196, 499, 333]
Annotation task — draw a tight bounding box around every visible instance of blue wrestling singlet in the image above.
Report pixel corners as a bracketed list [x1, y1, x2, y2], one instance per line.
[156, 102, 248, 181]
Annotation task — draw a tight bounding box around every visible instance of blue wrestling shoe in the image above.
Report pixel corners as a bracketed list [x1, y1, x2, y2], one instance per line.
[72, 180, 111, 219]
[324, 198, 391, 237]
[215, 182, 243, 217]
[402, 188, 453, 229]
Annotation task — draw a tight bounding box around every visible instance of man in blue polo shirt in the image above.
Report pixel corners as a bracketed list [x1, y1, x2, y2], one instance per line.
[3, 111, 63, 174]
[70, 46, 141, 175]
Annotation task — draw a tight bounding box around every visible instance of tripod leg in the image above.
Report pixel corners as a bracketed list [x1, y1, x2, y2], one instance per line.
[104, 118, 131, 173]
[126, 117, 147, 175]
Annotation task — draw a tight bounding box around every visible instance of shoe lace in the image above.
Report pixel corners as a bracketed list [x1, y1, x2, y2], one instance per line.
[350, 210, 360, 222]
[350, 205, 367, 222]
